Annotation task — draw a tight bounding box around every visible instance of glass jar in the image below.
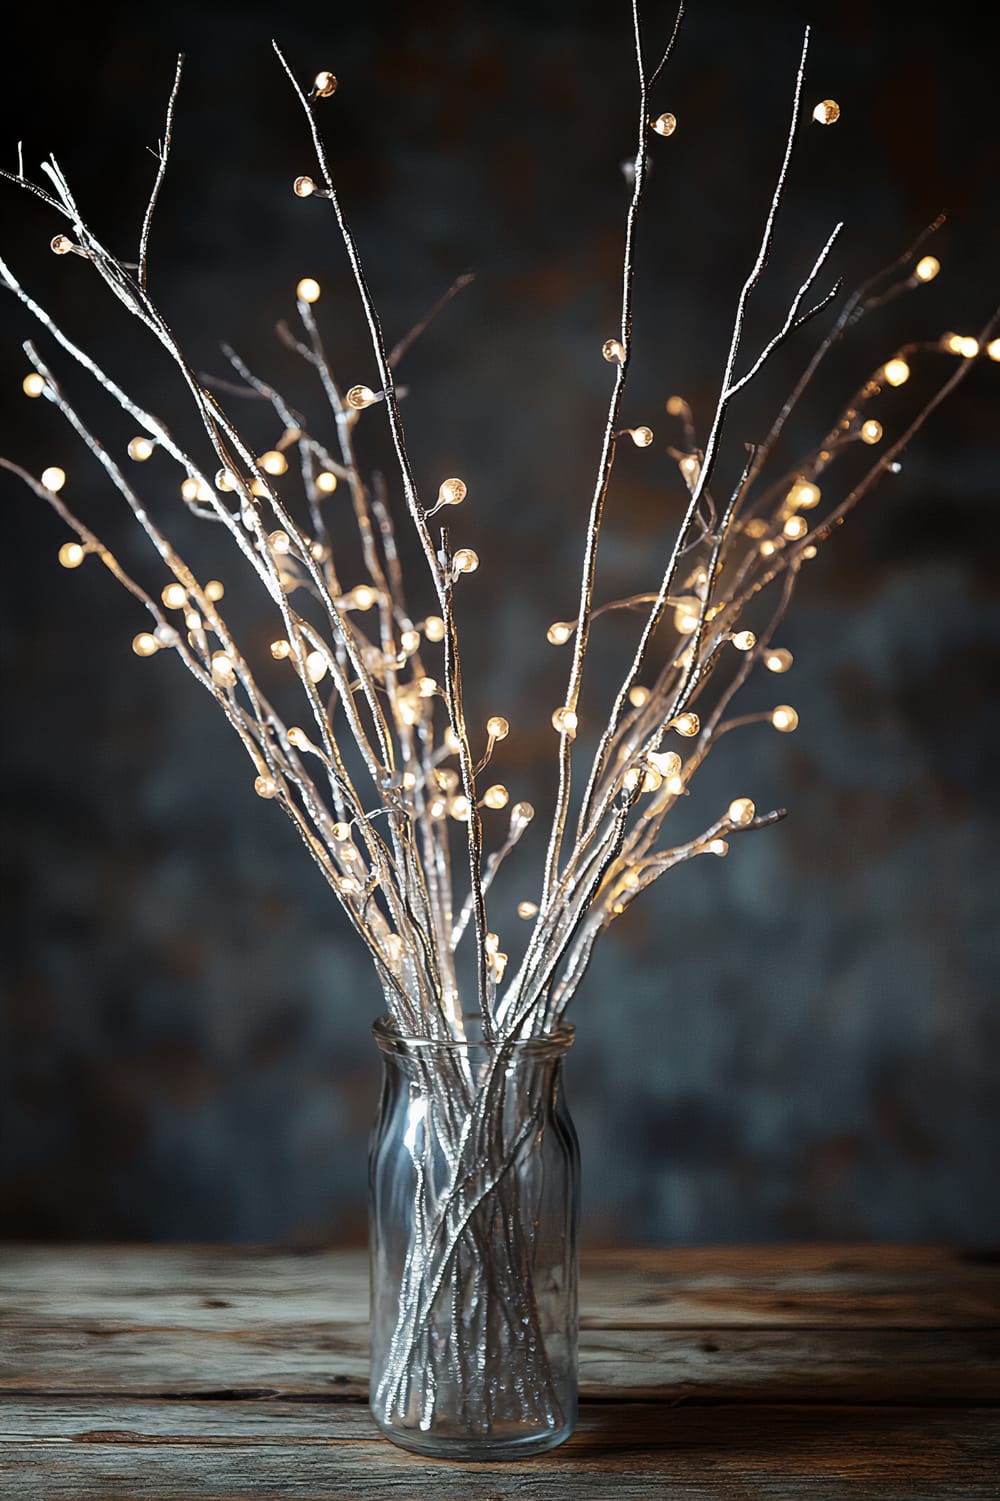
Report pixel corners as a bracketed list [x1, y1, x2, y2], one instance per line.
[368, 1014, 579, 1459]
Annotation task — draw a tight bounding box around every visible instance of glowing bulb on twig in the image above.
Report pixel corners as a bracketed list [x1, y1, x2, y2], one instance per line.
[486, 715, 509, 742]
[547, 620, 574, 645]
[883, 358, 910, 387]
[313, 70, 337, 97]
[51, 235, 74, 255]
[296, 277, 321, 303]
[787, 478, 820, 509]
[915, 255, 940, 283]
[628, 426, 654, 447]
[673, 598, 701, 635]
[765, 648, 793, 673]
[260, 450, 288, 476]
[254, 775, 278, 799]
[552, 707, 578, 736]
[215, 469, 238, 492]
[132, 632, 160, 657]
[629, 685, 650, 708]
[418, 676, 437, 698]
[428, 477, 466, 516]
[771, 704, 799, 732]
[205, 580, 224, 602]
[293, 175, 317, 197]
[268, 530, 291, 554]
[732, 630, 756, 652]
[759, 539, 776, 557]
[648, 751, 681, 778]
[956, 337, 979, 359]
[451, 548, 479, 577]
[423, 615, 445, 642]
[211, 652, 235, 682]
[860, 419, 883, 445]
[161, 583, 186, 609]
[271, 639, 291, 659]
[670, 711, 699, 737]
[22, 373, 45, 397]
[352, 585, 377, 611]
[128, 436, 154, 462]
[41, 466, 66, 492]
[510, 801, 534, 833]
[315, 470, 338, 494]
[518, 901, 539, 919]
[346, 384, 378, 410]
[58, 541, 85, 568]
[602, 338, 625, 363]
[708, 838, 729, 857]
[987, 339, 1000, 363]
[399, 628, 420, 654]
[651, 112, 677, 136]
[812, 99, 840, 124]
[784, 515, 808, 540]
[482, 784, 509, 810]
[728, 797, 755, 826]
[449, 795, 471, 822]
[306, 650, 328, 684]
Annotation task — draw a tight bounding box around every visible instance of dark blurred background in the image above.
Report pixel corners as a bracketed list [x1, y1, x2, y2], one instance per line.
[1, 0, 997, 1246]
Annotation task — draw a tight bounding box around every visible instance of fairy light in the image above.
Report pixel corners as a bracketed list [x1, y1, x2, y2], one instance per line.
[482, 784, 509, 810]
[211, 651, 235, 682]
[860, 419, 883, 445]
[765, 647, 793, 673]
[670, 711, 699, 737]
[602, 338, 625, 363]
[127, 436, 154, 462]
[287, 726, 312, 750]
[435, 768, 459, 795]
[708, 838, 729, 857]
[744, 518, 767, 538]
[957, 336, 979, 359]
[883, 357, 910, 387]
[22, 373, 45, 397]
[915, 255, 940, 283]
[161, 583, 186, 609]
[293, 175, 316, 197]
[449, 794, 471, 822]
[296, 277, 321, 303]
[423, 615, 446, 642]
[58, 541, 85, 568]
[651, 112, 677, 136]
[486, 715, 509, 742]
[551, 707, 578, 736]
[445, 727, 462, 754]
[330, 823, 351, 842]
[987, 339, 1000, 362]
[787, 478, 820, 510]
[784, 515, 808, 540]
[132, 632, 160, 657]
[728, 796, 755, 826]
[306, 649, 328, 684]
[759, 539, 777, 557]
[491, 952, 509, 983]
[452, 548, 479, 576]
[665, 773, 684, 797]
[215, 469, 238, 492]
[439, 477, 467, 508]
[732, 630, 756, 651]
[185, 611, 202, 631]
[648, 750, 681, 778]
[51, 234, 74, 255]
[771, 704, 799, 732]
[270, 638, 291, 659]
[812, 99, 840, 124]
[346, 384, 378, 410]
[802, 544, 818, 559]
[313, 70, 337, 97]
[352, 585, 377, 611]
[628, 426, 654, 448]
[181, 477, 213, 502]
[399, 628, 420, 654]
[418, 676, 438, 698]
[428, 796, 448, 819]
[260, 450, 288, 476]
[679, 454, 700, 485]
[517, 901, 539, 920]
[401, 772, 417, 791]
[509, 801, 534, 834]
[41, 466, 66, 492]
[204, 580, 225, 603]
[629, 685, 650, 708]
[671, 597, 699, 635]
[315, 470, 338, 494]
[547, 621, 574, 645]
[254, 775, 278, 799]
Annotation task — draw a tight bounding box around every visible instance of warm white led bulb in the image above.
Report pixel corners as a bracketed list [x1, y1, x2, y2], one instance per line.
[211, 652, 235, 681]
[765, 647, 793, 673]
[629, 426, 654, 448]
[728, 796, 755, 826]
[787, 478, 820, 509]
[732, 630, 756, 651]
[602, 338, 626, 363]
[132, 632, 160, 657]
[651, 112, 677, 136]
[293, 175, 316, 197]
[509, 801, 534, 832]
[628, 685, 650, 708]
[452, 548, 479, 575]
[315, 470, 338, 494]
[58, 541, 85, 569]
[41, 466, 66, 492]
[271, 638, 291, 659]
[260, 450, 288, 476]
[771, 704, 799, 732]
[487, 715, 509, 740]
[670, 711, 700, 737]
[437, 477, 467, 507]
[551, 707, 578, 735]
[547, 620, 574, 645]
[161, 583, 187, 609]
[346, 384, 377, 409]
[128, 436, 154, 462]
[306, 649, 328, 683]
[482, 783, 509, 810]
[204, 580, 225, 603]
[784, 515, 808, 540]
[883, 357, 910, 387]
[648, 750, 681, 777]
[22, 373, 45, 397]
[296, 277, 321, 303]
[915, 255, 940, 283]
[517, 901, 539, 919]
[423, 615, 446, 642]
[449, 794, 471, 822]
[812, 99, 840, 125]
[860, 419, 883, 445]
[254, 775, 278, 799]
[313, 70, 337, 97]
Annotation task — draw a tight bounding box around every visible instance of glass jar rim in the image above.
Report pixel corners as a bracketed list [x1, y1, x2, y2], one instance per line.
[372, 1014, 574, 1056]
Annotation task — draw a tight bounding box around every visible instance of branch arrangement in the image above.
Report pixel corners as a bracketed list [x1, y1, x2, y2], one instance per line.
[3, 8, 997, 1047]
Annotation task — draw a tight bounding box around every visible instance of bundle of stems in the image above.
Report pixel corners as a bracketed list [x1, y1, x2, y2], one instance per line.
[2, 5, 995, 1047]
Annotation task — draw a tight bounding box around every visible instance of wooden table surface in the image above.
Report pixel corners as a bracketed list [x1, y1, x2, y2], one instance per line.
[1, 1244, 997, 1498]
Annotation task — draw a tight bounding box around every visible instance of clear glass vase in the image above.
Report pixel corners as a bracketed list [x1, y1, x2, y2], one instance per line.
[368, 1014, 579, 1460]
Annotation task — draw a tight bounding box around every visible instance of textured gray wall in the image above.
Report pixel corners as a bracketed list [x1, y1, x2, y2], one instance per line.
[1, 0, 997, 1244]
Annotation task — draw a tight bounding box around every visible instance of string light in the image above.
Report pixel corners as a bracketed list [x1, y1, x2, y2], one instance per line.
[127, 436, 154, 462]
[784, 515, 808, 540]
[517, 901, 539, 920]
[915, 255, 940, 283]
[509, 801, 534, 833]
[812, 99, 840, 124]
[58, 541, 85, 568]
[648, 750, 681, 778]
[486, 715, 509, 741]
[205, 580, 225, 602]
[211, 651, 235, 682]
[708, 838, 729, 857]
[670, 711, 699, 737]
[250, 479, 270, 498]
[296, 277, 321, 303]
[728, 796, 755, 826]
[271, 639, 291, 659]
[346, 384, 378, 409]
[161, 583, 186, 609]
[185, 611, 202, 631]
[260, 450, 288, 476]
[759, 539, 776, 557]
[860, 419, 883, 445]
[732, 630, 756, 651]
[418, 676, 438, 698]
[765, 647, 793, 673]
[651, 112, 677, 136]
[491, 951, 509, 983]
[423, 615, 446, 642]
[22, 373, 45, 397]
[313, 70, 337, 97]
[771, 704, 799, 732]
[215, 469, 238, 492]
[306, 649, 328, 683]
[882, 357, 910, 387]
[449, 794, 471, 822]
[787, 478, 820, 509]
[665, 774, 684, 797]
[744, 518, 767, 538]
[802, 544, 818, 559]
[41, 466, 66, 492]
[482, 784, 509, 810]
[451, 548, 479, 576]
[315, 470, 338, 493]
[673, 598, 701, 635]
[428, 477, 467, 516]
[629, 685, 650, 708]
[602, 338, 625, 363]
[678, 454, 701, 487]
[287, 726, 312, 750]
[987, 339, 1000, 362]
[132, 632, 160, 657]
[628, 426, 654, 447]
[665, 395, 687, 416]
[268, 530, 291, 554]
[352, 585, 377, 610]
[957, 336, 979, 359]
[254, 775, 278, 798]
[551, 706, 578, 735]
[547, 621, 575, 645]
[50, 234, 74, 255]
[445, 728, 462, 754]
[181, 477, 213, 502]
[331, 823, 351, 842]
[399, 628, 420, 654]
[293, 175, 317, 197]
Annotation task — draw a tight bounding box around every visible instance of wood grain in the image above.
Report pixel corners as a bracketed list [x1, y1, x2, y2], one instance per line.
[1, 1246, 997, 1497]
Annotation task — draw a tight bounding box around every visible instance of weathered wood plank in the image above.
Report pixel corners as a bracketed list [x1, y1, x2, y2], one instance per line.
[0, 1404, 996, 1499]
[2, 1245, 997, 1329]
[2, 1322, 997, 1402]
